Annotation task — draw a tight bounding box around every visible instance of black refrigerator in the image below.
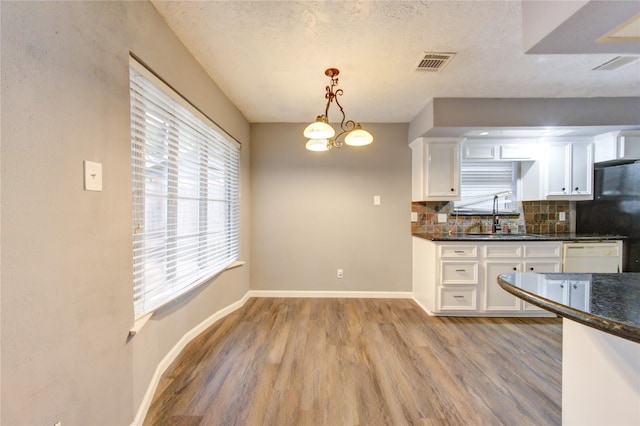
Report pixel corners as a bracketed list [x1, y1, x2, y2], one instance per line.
[576, 161, 640, 272]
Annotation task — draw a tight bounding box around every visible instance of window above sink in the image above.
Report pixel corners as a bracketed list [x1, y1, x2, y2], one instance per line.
[453, 161, 519, 215]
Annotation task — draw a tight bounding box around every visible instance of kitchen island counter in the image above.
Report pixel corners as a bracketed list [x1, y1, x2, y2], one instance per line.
[498, 272, 640, 343]
[498, 272, 640, 426]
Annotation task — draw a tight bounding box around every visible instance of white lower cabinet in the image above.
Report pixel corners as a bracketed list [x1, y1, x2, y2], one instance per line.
[413, 237, 561, 317]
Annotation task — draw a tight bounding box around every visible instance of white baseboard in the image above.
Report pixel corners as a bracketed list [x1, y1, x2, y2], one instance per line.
[411, 297, 435, 316]
[248, 290, 414, 299]
[131, 291, 252, 426]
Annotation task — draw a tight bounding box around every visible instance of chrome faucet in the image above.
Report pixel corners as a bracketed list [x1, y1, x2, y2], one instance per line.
[492, 195, 501, 233]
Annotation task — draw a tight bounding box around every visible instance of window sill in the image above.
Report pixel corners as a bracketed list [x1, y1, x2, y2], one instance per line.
[128, 260, 246, 337]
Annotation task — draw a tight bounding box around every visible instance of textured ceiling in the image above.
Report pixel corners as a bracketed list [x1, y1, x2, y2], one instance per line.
[150, 1, 640, 124]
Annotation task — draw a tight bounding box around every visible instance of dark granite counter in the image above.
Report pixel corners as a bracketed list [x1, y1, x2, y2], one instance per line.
[413, 232, 626, 242]
[498, 272, 640, 343]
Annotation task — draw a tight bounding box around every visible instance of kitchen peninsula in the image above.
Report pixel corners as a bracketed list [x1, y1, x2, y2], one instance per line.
[499, 272, 640, 426]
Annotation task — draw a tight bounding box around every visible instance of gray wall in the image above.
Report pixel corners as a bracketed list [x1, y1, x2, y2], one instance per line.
[1, 2, 250, 425]
[250, 123, 412, 293]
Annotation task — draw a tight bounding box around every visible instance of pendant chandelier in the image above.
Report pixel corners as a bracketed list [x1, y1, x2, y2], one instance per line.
[304, 68, 373, 152]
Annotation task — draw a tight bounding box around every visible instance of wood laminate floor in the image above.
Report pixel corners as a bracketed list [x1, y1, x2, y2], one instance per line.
[144, 298, 562, 426]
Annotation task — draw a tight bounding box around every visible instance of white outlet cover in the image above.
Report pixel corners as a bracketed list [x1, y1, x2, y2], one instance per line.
[437, 213, 447, 223]
[83, 160, 103, 191]
[559, 212, 566, 221]
[373, 195, 381, 205]
[411, 212, 418, 222]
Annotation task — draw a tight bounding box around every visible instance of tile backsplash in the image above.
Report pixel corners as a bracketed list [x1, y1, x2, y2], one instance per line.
[411, 200, 571, 235]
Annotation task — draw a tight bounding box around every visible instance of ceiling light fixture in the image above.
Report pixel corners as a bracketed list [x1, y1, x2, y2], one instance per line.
[304, 68, 373, 152]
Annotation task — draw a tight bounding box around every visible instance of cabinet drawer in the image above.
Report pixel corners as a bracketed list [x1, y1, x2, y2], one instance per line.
[439, 245, 478, 258]
[439, 287, 477, 311]
[484, 244, 522, 258]
[524, 243, 561, 258]
[441, 261, 479, 284]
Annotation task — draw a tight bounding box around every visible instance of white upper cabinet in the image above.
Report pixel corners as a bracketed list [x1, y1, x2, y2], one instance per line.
[462, 140, 537, 161]
[594, 131, 640, 163]
[410, 138, 461, 201]
[542, 141, 594, 200]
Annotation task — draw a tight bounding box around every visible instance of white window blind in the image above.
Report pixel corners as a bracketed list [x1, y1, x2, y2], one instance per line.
[129, 60, 240, 319]
[454, 162, 517, 213]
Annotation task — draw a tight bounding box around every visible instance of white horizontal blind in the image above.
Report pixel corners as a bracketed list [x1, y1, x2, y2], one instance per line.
[455, 162, 517, 212]
[130, 61, 240, 319]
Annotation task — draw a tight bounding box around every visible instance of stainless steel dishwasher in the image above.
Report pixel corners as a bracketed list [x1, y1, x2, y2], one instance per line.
[562, 241, 623, 272]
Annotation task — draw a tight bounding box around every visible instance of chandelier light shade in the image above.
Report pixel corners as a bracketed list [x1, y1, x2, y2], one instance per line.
[305, 138, 330, 152]
[303, 116, 335, 139]
[304, 68, 373, 152]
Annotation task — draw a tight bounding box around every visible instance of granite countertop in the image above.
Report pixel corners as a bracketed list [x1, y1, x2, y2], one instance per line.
[498, 272, 640, 343]
[412, 232, 626, 242]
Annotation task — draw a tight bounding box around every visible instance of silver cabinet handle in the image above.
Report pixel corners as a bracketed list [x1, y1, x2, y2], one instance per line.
[453, 295, 464, 299]
[454, 250, 465, 254]
[455, 269, 466, 272]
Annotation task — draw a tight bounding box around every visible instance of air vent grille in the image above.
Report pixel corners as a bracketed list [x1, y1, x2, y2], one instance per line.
[592, 56, 639, 71]
[416, 52, 456, 72]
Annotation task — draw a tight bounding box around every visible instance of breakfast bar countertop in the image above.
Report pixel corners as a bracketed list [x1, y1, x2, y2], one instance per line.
[412, 232, 626, 242]
[498, 272, 640, 343]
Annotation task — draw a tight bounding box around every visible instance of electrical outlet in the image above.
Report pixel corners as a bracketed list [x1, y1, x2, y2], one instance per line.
[437, 213, 447, 223]
[559, 212, 566, 221]
[373, 195, 381, 205]
[411, 212, 418, 222]
[337, 269, 343, 279]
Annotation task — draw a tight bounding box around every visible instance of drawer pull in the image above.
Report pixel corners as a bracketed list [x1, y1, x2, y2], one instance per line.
[454, 250, 465, 254]
[453, 295, 465, 299]
[513, 267, 517, 271]
[455, 269, 466, 272]
[529, 267, 534, 271]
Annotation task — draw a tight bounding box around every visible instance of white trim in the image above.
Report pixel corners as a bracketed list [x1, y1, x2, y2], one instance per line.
[131, 291, 252, 426]
[128, 261, 246, 336]
[128, 312, 152, 337]
[248, 290, 413, 299]
[411, 297, 436, 316]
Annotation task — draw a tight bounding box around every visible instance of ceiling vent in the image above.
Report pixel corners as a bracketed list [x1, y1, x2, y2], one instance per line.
[592, 56, 640, 71]
[416, 52, 456, 72]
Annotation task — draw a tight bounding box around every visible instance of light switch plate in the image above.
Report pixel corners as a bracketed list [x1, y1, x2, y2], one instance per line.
[411, 212, 418, 222]
[559, 212, 566, 221]
[84, 160, 103, 191]
[437, 213, 447, 223]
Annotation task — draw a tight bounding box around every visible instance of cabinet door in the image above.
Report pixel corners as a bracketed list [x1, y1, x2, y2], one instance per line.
[463, 144, 495, 160]
[545, 143, 570, 196]
[426, 142, 460, 199]
[570, 143, 593, 195]
[522, 261, 561, 311]
[567, 280, 590, 310]
[543, 280, 567, 303]
[484, 261, 521, 312]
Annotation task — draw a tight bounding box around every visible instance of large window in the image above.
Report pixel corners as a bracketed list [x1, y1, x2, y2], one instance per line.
[453, 161, 518, 214]
[129, 59, 240, 319]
